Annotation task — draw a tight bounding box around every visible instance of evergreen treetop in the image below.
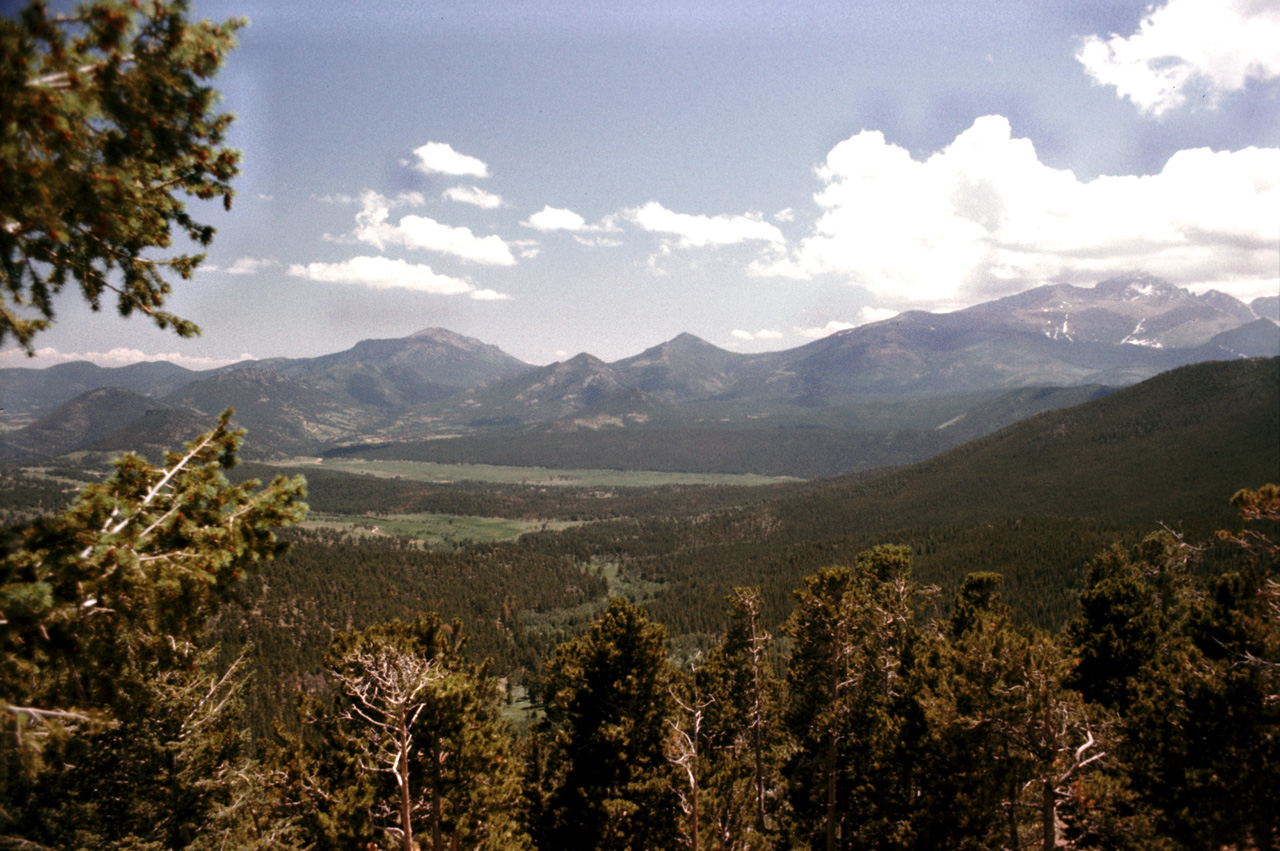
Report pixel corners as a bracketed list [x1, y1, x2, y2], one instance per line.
[1, 0, 243, 351]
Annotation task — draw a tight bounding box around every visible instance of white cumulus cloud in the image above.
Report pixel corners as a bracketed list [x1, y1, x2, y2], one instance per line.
[288, 256, 482, 296]
[730, 328, 785, 341]
[524, 206, 588, 231]
[0, 347, 253, 370]
[469, 288, 512, 301]
[795, 308, 899, 339]
[858, 306, 900, 324]
[443, 185, 504, 208]
[352, 191, 516, 266]
[1077, 0, 1280, 116]
[410, 142, 490, 177]
[795, 320, 856, 340]
[752, 115, 1279, 308]
[629, 202, 786, 248]
[214, 257, 277, 275]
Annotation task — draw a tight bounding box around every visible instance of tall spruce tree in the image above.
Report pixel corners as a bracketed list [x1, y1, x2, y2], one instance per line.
[783, 546, 927, 851]
[0, 412, 306, 847]
[299, 616, 529, 851]
[1, 0, 243, 350]
[907, 572, 1021, 850]
[535, 597, 679, 851]
[690, 587, 787, 851]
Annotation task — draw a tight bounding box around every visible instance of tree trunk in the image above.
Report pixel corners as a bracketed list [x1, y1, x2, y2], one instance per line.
[747, 600, 768, 836]
[1040, 780, 1056, 851]
[692, 763, 700, 851]
[432, 741, 443, 851]
[399, 712, 415, 851]
[752, 717, 766, 834]
[825, 730, 838, 851]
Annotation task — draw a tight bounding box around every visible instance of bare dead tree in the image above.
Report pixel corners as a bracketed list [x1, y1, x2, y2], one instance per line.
[331, 645, 443, 851]
[730, 587, 773, 835]
[998, 641, 1105, 851]
[669, 662, 715, 851]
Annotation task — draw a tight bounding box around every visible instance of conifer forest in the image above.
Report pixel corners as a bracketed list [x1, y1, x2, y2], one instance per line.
[2, 2, 1279, 850]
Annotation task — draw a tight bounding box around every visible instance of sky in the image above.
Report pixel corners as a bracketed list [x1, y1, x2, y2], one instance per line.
[4, 0, 1279, 369]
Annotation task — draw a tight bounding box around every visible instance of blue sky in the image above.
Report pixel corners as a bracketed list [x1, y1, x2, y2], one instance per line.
[7, 0, 1279, 368]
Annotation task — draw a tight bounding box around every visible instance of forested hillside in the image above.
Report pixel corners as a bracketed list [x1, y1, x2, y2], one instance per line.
[5, 473, 1277, 850]
[2, 359, 1276, 850]
[3, 0, 1276, 845]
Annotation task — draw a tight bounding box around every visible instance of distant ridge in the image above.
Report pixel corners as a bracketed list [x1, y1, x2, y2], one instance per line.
[771, 356, 1280, 535]
[1, 275, 1275, 467]
[0, 387, 159, 460]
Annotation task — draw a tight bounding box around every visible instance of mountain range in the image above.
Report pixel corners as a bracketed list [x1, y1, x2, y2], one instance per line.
[1, 273, 1275, 474]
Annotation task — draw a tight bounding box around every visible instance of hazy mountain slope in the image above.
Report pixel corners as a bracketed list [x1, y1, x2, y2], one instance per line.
[1197, 318, 1280, 359]
[0, 328, 531, 425]
[767, 356, 1279, 537]
[261, 327, 534, 408]
[304, 327, 530, 381]
[161, 366, 378, 453]
[610, 333, 751, 401]
[89, 407, 285, 462]
[0, 387, 160, 459]
[754, 274, 1275, 401]
[957, 273, 1255, 346]
[340, 383, 1115, 477]
[424, 353, 627, 426]
[1, 275, 1271, 463]
[1252, 295, 1279, 322]
[0, 360, 195, 419]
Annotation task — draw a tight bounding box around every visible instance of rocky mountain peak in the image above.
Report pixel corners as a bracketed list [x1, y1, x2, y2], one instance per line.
[406, 327, 478, 348]
[1091, 273, 1184, 301]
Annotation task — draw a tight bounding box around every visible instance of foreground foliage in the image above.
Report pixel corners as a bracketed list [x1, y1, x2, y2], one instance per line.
[1, 0, 243, 350]
[0, 412, 306, 848]
[0, 405, 1273, 848]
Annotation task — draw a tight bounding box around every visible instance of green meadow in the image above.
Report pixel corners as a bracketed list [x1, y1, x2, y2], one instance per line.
[302, 511, 582, 545]
[299, 457, 795, 487]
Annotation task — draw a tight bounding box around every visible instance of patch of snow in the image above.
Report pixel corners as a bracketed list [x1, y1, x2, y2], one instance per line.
[1120, 319, 1147, 345]
[936, 414, 966, 430]
[573, 415, 623, 429]
[1045, 314, 1074, 341]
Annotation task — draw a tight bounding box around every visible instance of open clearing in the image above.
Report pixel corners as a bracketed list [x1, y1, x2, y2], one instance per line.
[303, 511, 582, 545]
[292, 457, 796, 488]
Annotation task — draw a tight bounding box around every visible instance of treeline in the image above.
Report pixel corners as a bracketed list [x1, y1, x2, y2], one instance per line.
[233, 462, 807, 522]
[214, 528, 608, 733]
[3, 486, 1276, 850]
[335, 423, 963, 479]
[331, 358, 1274, 483]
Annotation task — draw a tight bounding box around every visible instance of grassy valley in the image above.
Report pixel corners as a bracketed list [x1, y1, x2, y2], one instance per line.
[4, 355, 1276, 851]
[157, 357, 1275, 731]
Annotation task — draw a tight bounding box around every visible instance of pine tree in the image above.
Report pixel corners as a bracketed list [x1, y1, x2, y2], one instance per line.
[535, 597, 680, 851]
[0, 411, 305, 792]
[907, 572, 1019, 850]
[1, 0, 243, 350]
[300, 616, 528, 851]
[1064, 490, 1280, 850]
[6, 643, 306, 850]
[782, 546, 927, 851]
[690, 587, 787, 851]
